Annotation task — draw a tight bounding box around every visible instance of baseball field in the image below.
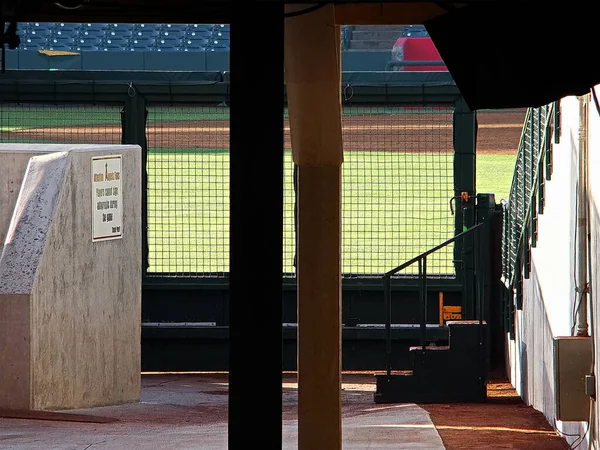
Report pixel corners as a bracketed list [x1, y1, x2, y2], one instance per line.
[0, 105, 524, 275]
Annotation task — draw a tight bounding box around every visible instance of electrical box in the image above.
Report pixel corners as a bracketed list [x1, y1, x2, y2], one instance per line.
[554, 336, 592, 421]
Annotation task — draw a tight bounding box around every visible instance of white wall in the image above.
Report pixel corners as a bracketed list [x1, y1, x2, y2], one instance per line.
[508, 93, 600, 449]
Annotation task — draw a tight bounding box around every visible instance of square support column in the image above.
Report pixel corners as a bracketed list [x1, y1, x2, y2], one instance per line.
[285, 5, 343, 450]
[229, 3, 284, 449]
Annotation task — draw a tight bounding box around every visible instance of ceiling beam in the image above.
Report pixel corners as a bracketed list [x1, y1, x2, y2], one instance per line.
[334, 2, 446, 25]
[13, 1, 448, 25]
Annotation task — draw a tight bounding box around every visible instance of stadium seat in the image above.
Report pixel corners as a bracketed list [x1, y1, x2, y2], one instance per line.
[214, 24, 230, 31]
[156, 37, 182, 48]
[81, 23, 109, 31]
[102, 37, 128, 47]
[107, 29, 133, 38]
[102, 43, 127, 51]
[212, 30, 230, 39]
[160, 24, 187, 32]
[159, 30, 185, 39]
[129, 37, 155, 47]
[23, 37, 47, 48]
[76, 37, 102, 47]
[180, 45, 206, 52]
[49, 36, 74, 46]
[20, 43, 42, 50]
[75, 44, 99, 52]
[28, 28, 52, 38]
[133, 28, 160, 39]
[210, 38, 229, 48]
[151, 45, 177, 52]
[184, 37, 209, 47]
[47, 44, 73, 51]
[185, 30, 211, 39]
[187, 24, 213, 33]
[78, 29, 106, 39]
[53, 23, 80, 32]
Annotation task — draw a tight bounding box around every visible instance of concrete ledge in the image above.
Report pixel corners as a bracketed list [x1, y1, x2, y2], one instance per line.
[0, 144, 142, 410]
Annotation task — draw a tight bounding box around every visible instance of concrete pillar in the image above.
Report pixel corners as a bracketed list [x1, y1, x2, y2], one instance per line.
[229, 3, 284, 449]
[285, 5, 343, 450]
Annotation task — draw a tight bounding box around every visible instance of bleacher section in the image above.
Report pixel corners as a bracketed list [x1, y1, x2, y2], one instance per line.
[346, 25, 428, 50]
[18, 23, 231, 52]
[16, 24, 403, 53]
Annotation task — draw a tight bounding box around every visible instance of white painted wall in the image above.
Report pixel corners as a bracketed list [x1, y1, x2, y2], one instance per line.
[508, 92, 600, 449]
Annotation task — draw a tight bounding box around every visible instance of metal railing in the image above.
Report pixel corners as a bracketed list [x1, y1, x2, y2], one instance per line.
[501, 103, 554, 289]
[382, 223, 485, 376]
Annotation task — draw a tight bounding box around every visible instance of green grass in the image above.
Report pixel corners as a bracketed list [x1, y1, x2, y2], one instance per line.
[0, 105, 453, 132]
[476, 153, 517, 202]
[146, 148, 517, 275]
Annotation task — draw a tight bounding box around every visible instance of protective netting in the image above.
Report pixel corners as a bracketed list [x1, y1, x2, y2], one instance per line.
[0, 102, 457, 277]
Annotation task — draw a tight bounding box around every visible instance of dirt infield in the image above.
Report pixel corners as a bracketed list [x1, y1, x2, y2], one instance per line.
[3, 110, 525, 155]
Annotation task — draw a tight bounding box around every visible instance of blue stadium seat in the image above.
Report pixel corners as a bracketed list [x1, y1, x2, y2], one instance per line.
[28, 28, 52, 38]
[48, 36, 74, 47]
[214, 24, 230, 32]
[129, 37, 155, 47]
[159, 30, 185, 40]
[75, 44, 99, 52]
[102, 43, 127, 51]
[185, 30, 211, 39]
[212, 30, 230, 39]
[81, 23, 109, 31]
[23, 36, 47, 48]
[30, 22, 52, 31]
[53, 23, 80, 32]
[210, 38, 229, 48]
[187, 24, 213, 33]
[107, 29, 133, 38]
[47, 44, 73, 51]
[160, 24, 187, 32]
[78, 29, 106, 39]
[183, 37, 209, 48]
[75, 37, 102, 47]
[151, 45, 177, 52]
[102, 37, 128, 47]
[179, 45, 206, 52]
[133, 28, 159, 39]
[156, 37, 182, 48]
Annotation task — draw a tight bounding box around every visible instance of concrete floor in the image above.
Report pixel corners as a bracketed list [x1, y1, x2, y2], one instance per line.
[0, 374, 446, 449]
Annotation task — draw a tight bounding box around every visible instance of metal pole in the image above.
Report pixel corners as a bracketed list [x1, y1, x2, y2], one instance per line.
[384, 275, 392, 377]
[575, 94, 589, 337]
[419, 258, 426, 351]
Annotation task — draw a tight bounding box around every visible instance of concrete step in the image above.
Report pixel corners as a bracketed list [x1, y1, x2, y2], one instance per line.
[374, 373, 487, 403]
[351, 30, 402, 41]
[349, 39, 396, 50]
[355, 25, 405, 32]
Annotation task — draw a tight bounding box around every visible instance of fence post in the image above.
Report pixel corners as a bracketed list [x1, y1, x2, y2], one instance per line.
[453, 97, 477, 319]
[121, 84, 149, 275]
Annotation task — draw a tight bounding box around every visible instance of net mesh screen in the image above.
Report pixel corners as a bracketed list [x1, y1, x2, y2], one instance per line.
[0, 104, 122, 145]
[338, 105, 454, 275]
[0, 102, 456, 277]
[146, 105, 229, 275]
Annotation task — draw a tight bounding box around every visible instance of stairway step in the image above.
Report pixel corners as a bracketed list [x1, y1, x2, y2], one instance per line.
[374, 373, 486, 403]
[409, 345, 450, 352]
[349, 39, 396, 50]
[352, 30, 402, 41]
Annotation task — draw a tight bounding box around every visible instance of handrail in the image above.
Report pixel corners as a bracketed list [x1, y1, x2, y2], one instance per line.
[382, 223, 485, 377]
[501, 103, 554, 289]
[383, 223, 484, 278]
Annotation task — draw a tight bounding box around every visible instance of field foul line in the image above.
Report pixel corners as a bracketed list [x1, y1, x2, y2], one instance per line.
[8, 123, 522, 134]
